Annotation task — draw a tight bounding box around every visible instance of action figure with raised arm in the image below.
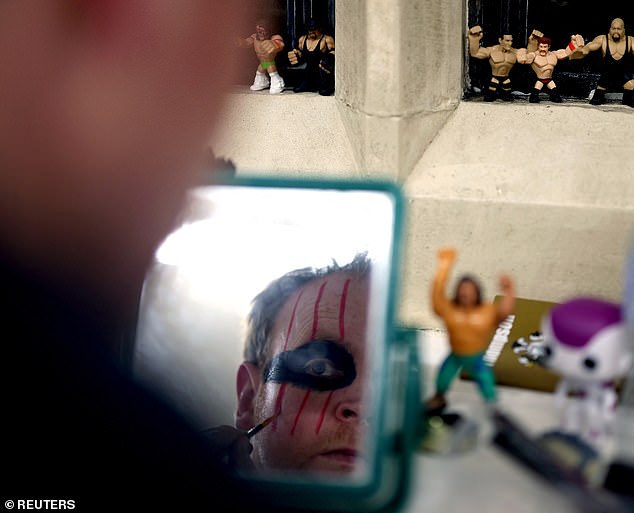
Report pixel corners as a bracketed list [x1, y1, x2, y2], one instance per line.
[517, 34, 585, 103]
[571, 18, 634, 107]
[467, 27, 541, 102]
[426, 248, 516, 414]
[239, 19, 286, 94]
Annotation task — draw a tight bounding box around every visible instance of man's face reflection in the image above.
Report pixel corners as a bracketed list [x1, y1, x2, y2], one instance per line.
[239, 271, 369, 474]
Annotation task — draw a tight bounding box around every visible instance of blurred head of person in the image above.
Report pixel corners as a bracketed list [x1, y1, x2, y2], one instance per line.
[0, 0, 249, 314]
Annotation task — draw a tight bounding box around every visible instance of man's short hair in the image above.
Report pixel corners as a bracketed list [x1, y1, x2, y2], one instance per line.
[538, 36, 552, 46]
[244, 253, 371, 368]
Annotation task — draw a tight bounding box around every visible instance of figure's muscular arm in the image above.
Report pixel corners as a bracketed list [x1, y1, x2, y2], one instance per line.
[237, 34, 255, 48]
[256, 34, 285, 62]
[495, 274, 516, 324]
[571, 34, 603, 59]
[516, 48, 535, 64]
[271, 34, 285, 52]
[432, 248, 456, 317]
[468, 26, 491, 59]
[319, 35, 336, 75]
[288, 34, 306, 64]
[324, 35, 335, 54]
[552, 34, 585, 60]
[526, 29, 543, 53]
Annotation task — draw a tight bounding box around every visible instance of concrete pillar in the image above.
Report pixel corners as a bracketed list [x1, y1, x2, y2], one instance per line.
[335, 0, 464, 182]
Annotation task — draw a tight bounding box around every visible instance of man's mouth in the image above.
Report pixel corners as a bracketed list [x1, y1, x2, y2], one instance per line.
[320, 448, 359, 464]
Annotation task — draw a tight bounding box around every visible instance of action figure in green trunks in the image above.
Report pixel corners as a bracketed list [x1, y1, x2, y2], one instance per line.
[239, 19, 286, 94]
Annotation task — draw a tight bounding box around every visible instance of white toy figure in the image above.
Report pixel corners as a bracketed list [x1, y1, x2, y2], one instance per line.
[540, 297, 632, 451]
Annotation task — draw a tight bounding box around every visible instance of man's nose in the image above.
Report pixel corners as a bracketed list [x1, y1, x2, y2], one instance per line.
[336, 404, 358, 421]
[334, 393, 364, 423]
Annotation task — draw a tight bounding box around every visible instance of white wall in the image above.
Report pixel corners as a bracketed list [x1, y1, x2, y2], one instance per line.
[211, 0, 634, 329]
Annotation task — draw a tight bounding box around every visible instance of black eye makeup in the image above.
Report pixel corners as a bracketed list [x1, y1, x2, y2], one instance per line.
[264, 340, 356, 391]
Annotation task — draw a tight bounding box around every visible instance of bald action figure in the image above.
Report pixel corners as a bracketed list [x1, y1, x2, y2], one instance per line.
[571, 18, 634, 107]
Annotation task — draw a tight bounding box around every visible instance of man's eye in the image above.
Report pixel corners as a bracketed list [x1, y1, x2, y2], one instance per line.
[264, 341, 356, 391]
[304, 358, 343, 379]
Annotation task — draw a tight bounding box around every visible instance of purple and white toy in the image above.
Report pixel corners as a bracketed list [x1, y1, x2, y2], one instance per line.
[541, 297, 632, 450]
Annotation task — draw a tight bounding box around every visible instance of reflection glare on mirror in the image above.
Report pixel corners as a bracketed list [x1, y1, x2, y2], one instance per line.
[132, 181, 398, 486]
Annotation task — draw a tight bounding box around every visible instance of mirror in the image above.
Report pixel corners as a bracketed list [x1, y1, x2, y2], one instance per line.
[131, 177, 416, 511]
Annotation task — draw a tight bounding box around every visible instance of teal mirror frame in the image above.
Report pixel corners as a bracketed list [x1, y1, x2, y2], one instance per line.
[215, 176, 419, 513]
[132, 173, 421, 513]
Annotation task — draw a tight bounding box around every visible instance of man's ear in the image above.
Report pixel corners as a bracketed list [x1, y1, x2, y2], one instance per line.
[235, 361, 261, 431]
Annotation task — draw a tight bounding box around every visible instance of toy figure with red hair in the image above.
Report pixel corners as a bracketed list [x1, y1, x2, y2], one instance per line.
[517, 34, 585, 103]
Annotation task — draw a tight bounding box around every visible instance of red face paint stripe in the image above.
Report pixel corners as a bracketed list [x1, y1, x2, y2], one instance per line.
[315, 390, 334, 435]
[290, 389, 312, 436]
[311, 281, 328, 338]
[284, 289, 304, 352]
[274, 289, 305, 431]
[339, 278, 351, 340]
[272, 382, 287, 432]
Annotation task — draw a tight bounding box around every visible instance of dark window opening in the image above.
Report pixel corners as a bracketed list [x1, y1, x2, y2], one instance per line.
[466, 0, 634, 101]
